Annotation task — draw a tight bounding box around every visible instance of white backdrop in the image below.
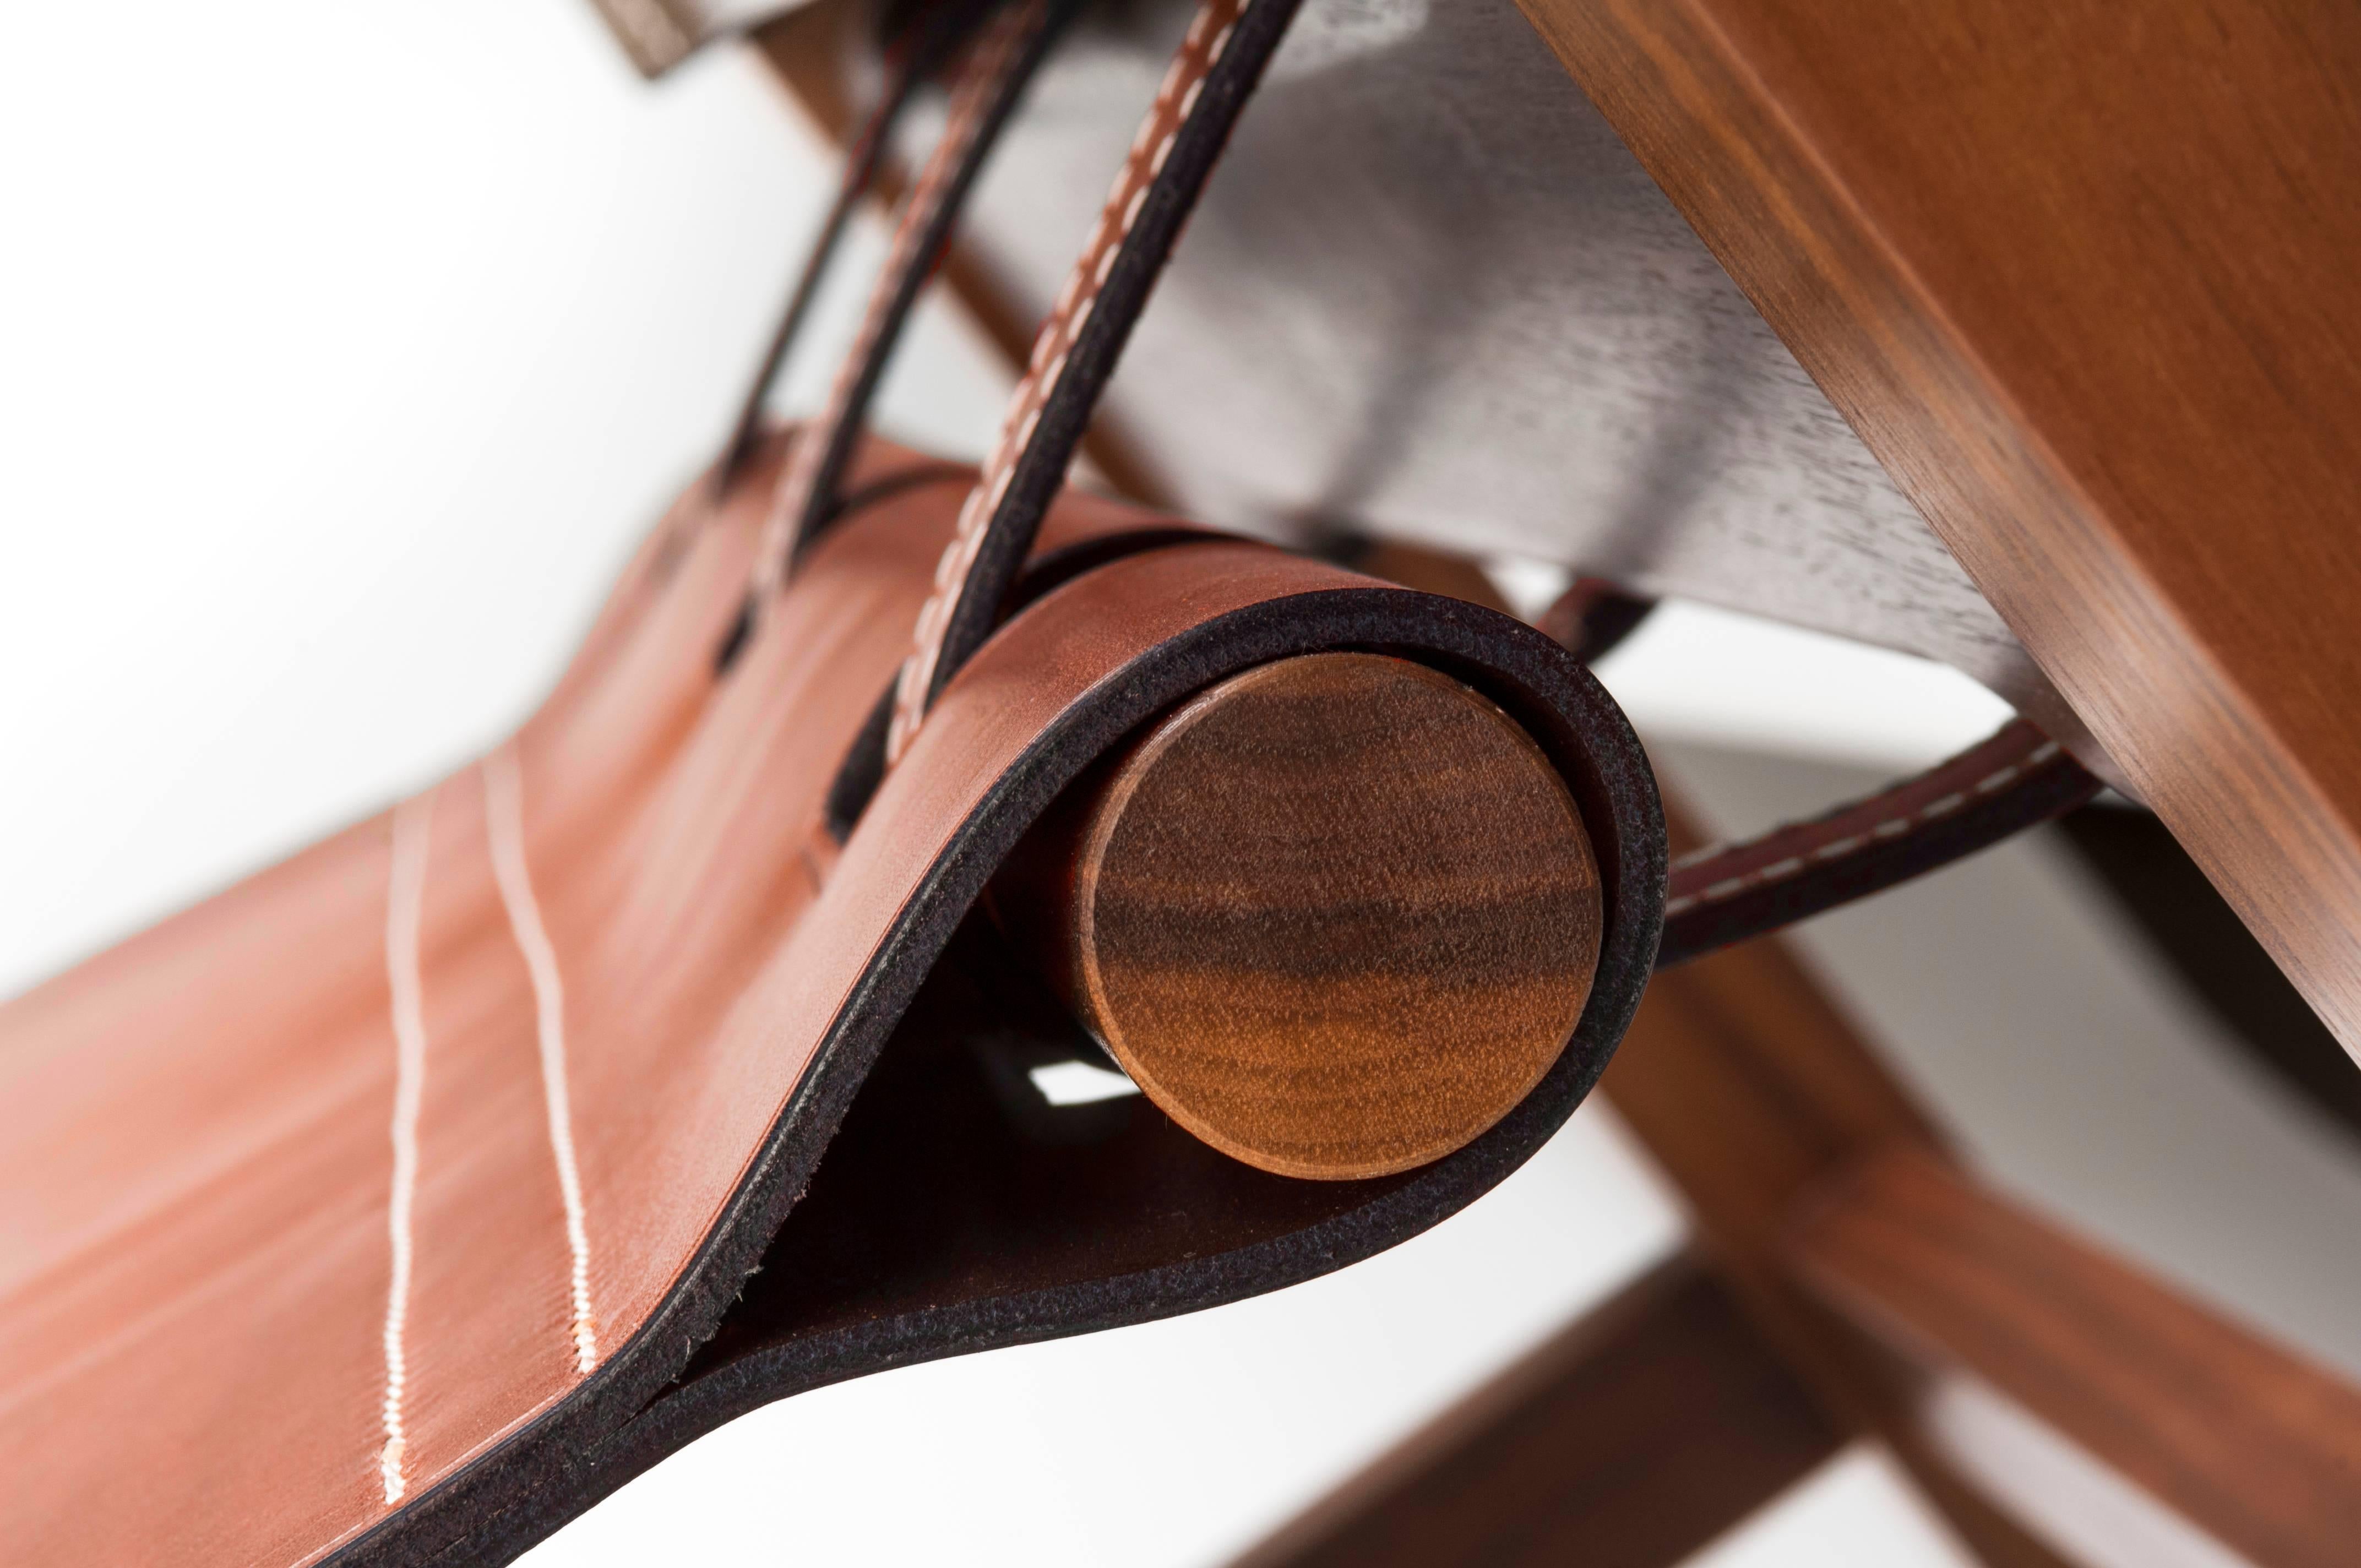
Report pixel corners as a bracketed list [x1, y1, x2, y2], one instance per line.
[1, 2, 2030, 1563]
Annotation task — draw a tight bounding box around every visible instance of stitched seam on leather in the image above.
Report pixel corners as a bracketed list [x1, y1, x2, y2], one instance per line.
[380, 790, 437, 1505]
[750, 0, 1049, 602]
[483, 746, 600, 1376]
[887, 0, 1250, 766]
[1662, 735, 2063, 916]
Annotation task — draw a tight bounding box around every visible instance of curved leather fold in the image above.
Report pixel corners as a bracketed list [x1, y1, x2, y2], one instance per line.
[0, 443, 1662, 1567]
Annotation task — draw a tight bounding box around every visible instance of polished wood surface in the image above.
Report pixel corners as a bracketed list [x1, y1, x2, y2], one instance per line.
[1233, 1252, 1841, 1568]
[998, 652, 1602, 1180]
[1518, 0, 2361, 1055]
[1792, 1147, 2361, 1568]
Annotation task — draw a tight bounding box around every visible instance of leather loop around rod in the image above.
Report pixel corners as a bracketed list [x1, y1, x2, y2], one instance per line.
[886, 0, 1307, 764]
[1, 447, 1658, 1566]
[317, 494, 1664, 1567]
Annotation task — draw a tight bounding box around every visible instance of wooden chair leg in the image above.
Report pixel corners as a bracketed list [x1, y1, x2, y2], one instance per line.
[1790, 1146, 2361, 1568]
[1595, 790, 2080, 1568]
[1230, 1251, 1842, 1568]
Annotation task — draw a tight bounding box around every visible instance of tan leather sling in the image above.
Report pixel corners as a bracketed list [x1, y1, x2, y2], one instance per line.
[0, 2, 2098, 1562]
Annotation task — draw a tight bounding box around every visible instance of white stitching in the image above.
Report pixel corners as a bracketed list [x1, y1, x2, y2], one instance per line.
[1151, 51, 1190, 112]
[887, 0, 1254, 765]
[379, 790, 436, 1506]
[1667, 728, 2065, 915]
[483, 747, 599, 1377]
[749, 0, 1047, 609]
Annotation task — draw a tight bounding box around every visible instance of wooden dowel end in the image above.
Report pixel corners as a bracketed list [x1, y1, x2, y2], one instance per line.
[995, 652, 1602, 1180]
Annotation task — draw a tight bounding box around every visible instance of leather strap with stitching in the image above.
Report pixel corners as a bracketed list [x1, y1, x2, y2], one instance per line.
[753, 0, 1073, 589]
[886, 0, 1307, 764]
[709, 0, 1063, 672]
[1536, 581, 2103, 966]
[822, 0, 2096, 957]
[713, 0, 990, 492]
[1655, 718, 2099, 965]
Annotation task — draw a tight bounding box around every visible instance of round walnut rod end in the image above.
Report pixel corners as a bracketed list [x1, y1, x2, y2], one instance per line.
[998, 652, 1603, 1180]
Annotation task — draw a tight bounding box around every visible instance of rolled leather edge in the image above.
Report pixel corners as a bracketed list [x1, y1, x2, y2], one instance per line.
[323, 545, 1666, 1567]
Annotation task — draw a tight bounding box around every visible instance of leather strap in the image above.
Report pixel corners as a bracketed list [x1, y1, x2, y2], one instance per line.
[324, 472, 1663, 1567]
[1536, 576, 1655, 667]
[753, 0, 1071, 589]
[1535, 581, 2103, 966]
[712, 0, 991, 493]
[886, 0, 1308, 764]
[1655, 718, 2101, 966]
[840, 0, 2095, 964]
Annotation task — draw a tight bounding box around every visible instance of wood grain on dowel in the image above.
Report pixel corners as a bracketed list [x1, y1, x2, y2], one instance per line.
[995, 652, 1602, 1180]
[1517, 0, 2361, 1058]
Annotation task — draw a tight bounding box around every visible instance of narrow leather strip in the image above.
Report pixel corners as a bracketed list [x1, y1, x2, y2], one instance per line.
[712, 2, 983, 491]
[1653, 718, 2099, 965]
[887, 0, 1308, 763]
[753, 0, 1071, 587]
[1535, 576, 2102, 963]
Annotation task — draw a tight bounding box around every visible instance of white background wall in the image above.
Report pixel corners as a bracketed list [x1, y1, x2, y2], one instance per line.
[8, 3, 2349, 1566]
